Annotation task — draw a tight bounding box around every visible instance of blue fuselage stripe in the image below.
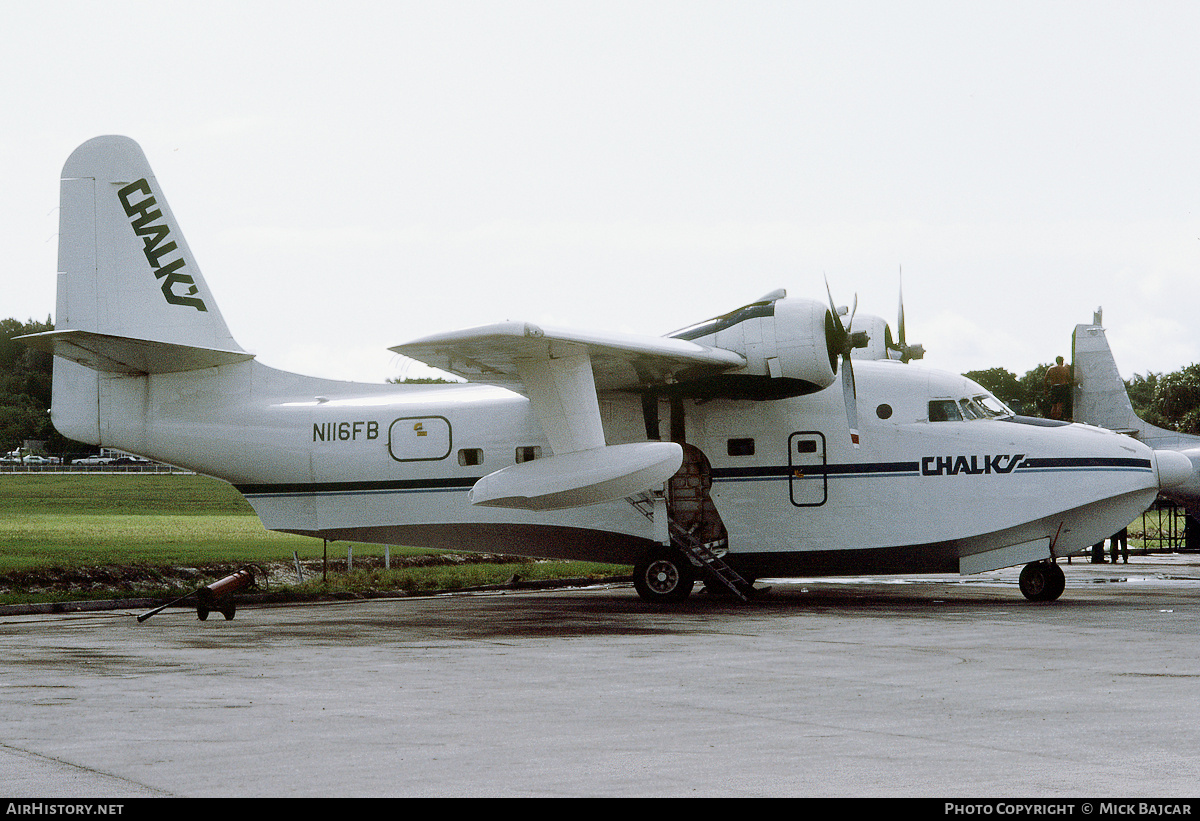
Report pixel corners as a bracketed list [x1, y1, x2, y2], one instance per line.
[235, 457, 1153, 498]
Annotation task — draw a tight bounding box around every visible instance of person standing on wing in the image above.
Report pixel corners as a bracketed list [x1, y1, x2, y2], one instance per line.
[1045, 356, 1073, 421]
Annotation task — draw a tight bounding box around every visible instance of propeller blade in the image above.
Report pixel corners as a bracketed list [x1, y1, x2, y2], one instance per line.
[824, 277, 847, 373]
[825, 278, 846, 334]
[842, 355, 859, 448]
[825, 276, 861, 447]
[890, 269, 925, 362]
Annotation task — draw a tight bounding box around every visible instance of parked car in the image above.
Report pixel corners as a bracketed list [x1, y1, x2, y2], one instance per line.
[72, 455, 112, 465]
[111, 456, 149, 465]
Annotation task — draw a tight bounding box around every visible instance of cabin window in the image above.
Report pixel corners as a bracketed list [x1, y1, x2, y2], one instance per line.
[516, 446, 541, 463]
[727, 438, 755, 456]
[876, 404, 893, 420]
[796, 439, 818, 454]
[457, 448, 484, 467]
[928, 400, 962, 422]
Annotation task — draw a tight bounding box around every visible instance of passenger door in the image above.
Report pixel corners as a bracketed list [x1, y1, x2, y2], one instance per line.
[788, 431, 827, 507]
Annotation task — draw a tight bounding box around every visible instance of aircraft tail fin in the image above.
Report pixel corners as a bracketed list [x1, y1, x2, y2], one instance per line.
[1072, 320, 1144, 435]
[50, 136, 243, 352]
[18, 136, 251, 444]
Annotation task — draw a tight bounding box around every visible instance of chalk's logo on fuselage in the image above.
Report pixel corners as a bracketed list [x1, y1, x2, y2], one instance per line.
[117, 179, 208, 312]
[921, 454, 1026, 476]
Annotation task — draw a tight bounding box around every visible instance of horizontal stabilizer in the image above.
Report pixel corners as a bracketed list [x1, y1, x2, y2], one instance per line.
[391, 321, 745, 392]
[18, 329, 254, 375]
[469, 441, 684, 511]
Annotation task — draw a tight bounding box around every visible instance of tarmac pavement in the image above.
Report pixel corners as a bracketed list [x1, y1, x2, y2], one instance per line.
[4, 556, 1200, 798]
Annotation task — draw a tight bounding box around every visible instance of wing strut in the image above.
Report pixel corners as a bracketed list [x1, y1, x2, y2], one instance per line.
[514, 352, 606, 454]
[468, 346, 682, 510]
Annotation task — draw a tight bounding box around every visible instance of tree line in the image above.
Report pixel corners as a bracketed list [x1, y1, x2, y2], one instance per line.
[963, 363, 1200, 434]
[4, 315, 1200, 456]
[0, 317, 64, 455]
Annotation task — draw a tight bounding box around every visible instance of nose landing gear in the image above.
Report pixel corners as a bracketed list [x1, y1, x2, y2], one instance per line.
[1019, 560, 1066, 602]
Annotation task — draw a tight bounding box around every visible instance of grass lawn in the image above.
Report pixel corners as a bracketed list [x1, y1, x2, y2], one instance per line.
[0, 474, 627, 602]
[0, 474, 397, 571]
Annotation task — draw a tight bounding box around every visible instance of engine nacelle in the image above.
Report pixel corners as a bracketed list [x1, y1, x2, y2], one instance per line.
[849, 313, 891, 360]
[770, 297, 840, 385]
[849, 311, 924, 362]
[669, 295, 838, 399]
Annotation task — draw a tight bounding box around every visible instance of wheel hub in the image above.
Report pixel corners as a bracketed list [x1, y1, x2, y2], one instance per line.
[646, 560, 680, 594]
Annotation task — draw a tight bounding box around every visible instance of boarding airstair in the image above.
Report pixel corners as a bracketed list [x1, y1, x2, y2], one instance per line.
[627, 489, 753, 601]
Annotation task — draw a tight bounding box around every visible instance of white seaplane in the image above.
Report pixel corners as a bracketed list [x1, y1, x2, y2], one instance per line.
[20, 137, 1195, 603]
[1072, 310, 1200, 526]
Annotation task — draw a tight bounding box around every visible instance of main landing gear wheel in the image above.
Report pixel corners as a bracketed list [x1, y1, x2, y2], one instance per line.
[633, 550, 695, 603]
[1019, 561, 1066, 602]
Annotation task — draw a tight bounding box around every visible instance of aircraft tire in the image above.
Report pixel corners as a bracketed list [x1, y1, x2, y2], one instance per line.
[633, 550, 695, 603]
[1019, 561, 1065, 602]
[1045, 562, 1066, 601]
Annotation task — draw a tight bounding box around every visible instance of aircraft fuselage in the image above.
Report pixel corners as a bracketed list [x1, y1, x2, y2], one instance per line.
[74, 354, 1166, 579]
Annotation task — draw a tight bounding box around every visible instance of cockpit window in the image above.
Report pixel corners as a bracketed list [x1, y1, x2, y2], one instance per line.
[928, 400, 962, 422]
[973, 394, 1014, 418]
[930, 395, 1014, 422]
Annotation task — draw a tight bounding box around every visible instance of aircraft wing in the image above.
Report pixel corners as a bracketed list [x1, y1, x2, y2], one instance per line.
[392, 322, 742, 510]
[390, 321, 746, 392]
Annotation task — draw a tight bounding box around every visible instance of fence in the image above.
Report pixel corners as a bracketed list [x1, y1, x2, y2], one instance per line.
[1129, 497, 1197, 552]
[0, 463, 189, 475]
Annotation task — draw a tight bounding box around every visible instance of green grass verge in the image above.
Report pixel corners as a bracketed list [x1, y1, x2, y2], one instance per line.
[0, 473, 255, 516]
[0, 474, 402, 570]
[0, 474, 628, 603]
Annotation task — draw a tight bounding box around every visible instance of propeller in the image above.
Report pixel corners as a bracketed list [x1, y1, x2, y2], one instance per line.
[825, 278, 870, 447]
[886, 272, 925, 363]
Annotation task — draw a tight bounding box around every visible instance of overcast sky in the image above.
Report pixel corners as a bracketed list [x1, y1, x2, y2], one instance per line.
[5, 1, 1200, 385]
